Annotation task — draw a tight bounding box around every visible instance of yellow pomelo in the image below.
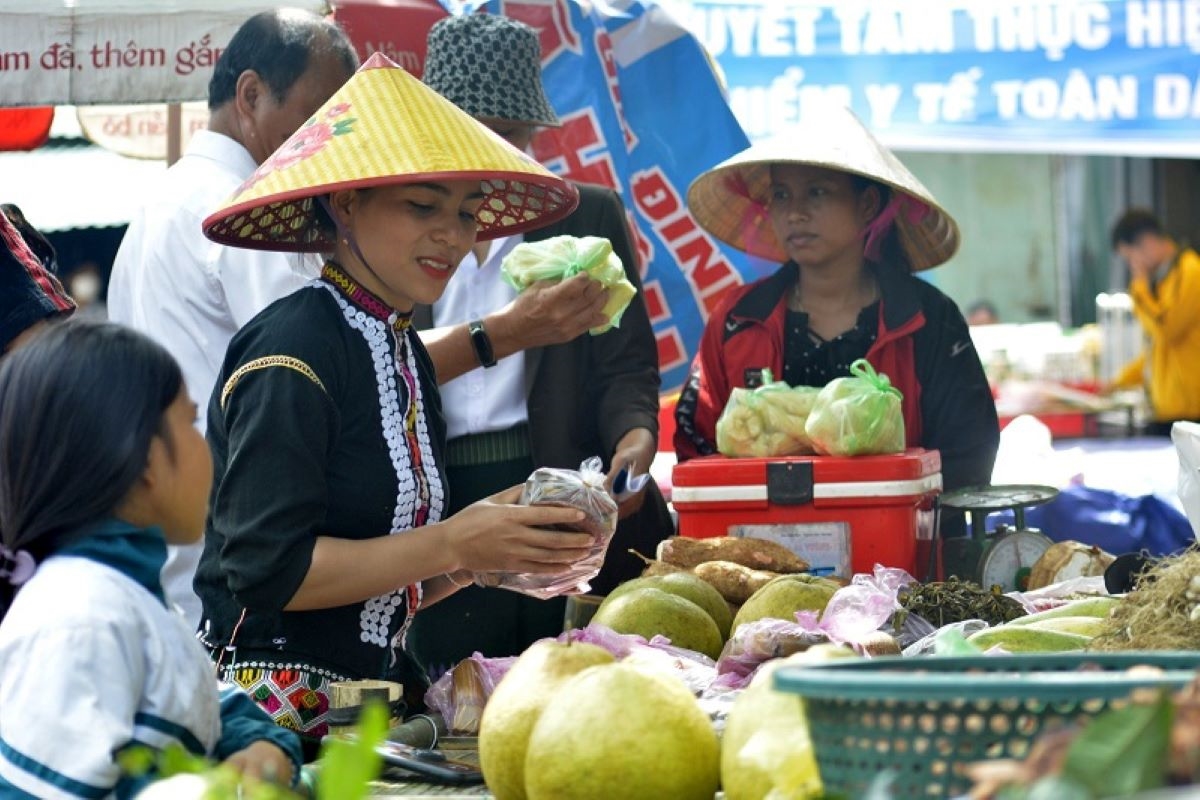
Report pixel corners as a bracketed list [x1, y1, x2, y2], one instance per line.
[478, 639, 615, 800]
[525, 663, 719, 800]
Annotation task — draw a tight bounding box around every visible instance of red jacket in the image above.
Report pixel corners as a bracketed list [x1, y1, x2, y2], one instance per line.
[675, 262, 999, 494]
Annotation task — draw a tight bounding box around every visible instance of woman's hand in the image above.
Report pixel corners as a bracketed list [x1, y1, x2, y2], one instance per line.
[222, 740, 294, 787]
[489, 274, 609, 351]
[443, 485, 595, 574]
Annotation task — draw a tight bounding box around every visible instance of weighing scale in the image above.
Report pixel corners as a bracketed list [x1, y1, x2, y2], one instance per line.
[933, 484, 1060, 591]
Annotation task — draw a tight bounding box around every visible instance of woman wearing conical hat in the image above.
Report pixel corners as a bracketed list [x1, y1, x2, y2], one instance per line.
[676, 107, 999, 498]
[196, 53, 594, 750]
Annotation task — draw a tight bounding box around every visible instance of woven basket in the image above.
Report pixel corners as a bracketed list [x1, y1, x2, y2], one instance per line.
[774, 653, 1199, 799]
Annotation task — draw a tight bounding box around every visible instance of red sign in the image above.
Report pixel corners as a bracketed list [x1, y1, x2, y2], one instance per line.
[330, 0, 449, 79]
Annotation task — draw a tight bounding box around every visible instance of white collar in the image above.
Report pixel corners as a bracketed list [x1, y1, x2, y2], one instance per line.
[184, 130, 257, 177]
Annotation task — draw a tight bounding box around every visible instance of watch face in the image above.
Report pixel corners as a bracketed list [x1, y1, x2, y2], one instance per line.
[979, 531, 1053, 592]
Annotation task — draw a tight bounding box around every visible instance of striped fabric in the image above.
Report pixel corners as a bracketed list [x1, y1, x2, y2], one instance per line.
[445, 424, 531, 467]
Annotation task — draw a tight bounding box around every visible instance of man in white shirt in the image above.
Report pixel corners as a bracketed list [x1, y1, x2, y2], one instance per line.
[108, 9, 358, 626]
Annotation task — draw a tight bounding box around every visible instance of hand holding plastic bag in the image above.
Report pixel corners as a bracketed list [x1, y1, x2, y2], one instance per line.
[501, 235, 637, 334]
[716, 369, 821, 457]
[804, 359, 906, 456]
[474, 457, 618, 599]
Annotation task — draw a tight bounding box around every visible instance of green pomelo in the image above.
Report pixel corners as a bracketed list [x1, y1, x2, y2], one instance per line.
[603, 572, 734, 640]
[592, 587, 723, 659]
[967, 625, 1091, 653]
[1024, 616, 1106, 638]
[478, 639, 615, 800]
[525, 663, 720, 800]
[1008, 596, 1121, 626]
[732, 574, 838, 635]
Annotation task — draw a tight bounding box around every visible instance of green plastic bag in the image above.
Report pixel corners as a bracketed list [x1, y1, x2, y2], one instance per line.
[716, 369, 822, 458]
[500, 234, 637, 334]
[804, 359, 905, 457]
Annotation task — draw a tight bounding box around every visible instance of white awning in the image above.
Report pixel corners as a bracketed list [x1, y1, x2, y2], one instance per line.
[1, 141, 166, 231]
[0, 0, 323, 107]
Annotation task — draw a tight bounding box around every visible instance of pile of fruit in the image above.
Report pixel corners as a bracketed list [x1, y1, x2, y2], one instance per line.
[460, 538, 1200, 799]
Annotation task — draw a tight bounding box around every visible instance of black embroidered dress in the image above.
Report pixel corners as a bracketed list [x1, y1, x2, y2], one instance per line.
[195, 262, 447, 739]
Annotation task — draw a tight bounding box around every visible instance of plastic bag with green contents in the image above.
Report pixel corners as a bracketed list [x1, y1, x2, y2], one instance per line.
[804, 359, 905, 457]
[500, 234, 637, 334]
[715, 370, 821, 458]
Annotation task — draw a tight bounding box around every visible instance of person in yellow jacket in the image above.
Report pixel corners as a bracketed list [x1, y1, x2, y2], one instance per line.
[1107, 209, 1200, 435]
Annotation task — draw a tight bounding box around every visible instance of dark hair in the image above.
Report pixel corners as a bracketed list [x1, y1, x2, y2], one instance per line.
[1110, 208, 1164, 250]
[967, 299, 999, 319]
[1, 203, 58, 274]
[0, 322, 182, 618]
[208, 10, 358, 111]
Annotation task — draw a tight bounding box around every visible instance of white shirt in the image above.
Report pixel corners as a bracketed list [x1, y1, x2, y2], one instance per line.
[432, 235, 528, 439]
[109, 129, 320, 421]
[108, 130, 320, 627]
[0, 557, 225, 798]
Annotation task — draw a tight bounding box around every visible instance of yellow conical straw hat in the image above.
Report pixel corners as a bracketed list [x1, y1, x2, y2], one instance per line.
[686, 106, 959, 271]
[204, 53, 578, 252]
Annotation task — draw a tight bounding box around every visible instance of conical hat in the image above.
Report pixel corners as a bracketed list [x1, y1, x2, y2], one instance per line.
[686, 106, 959, 271]
[204, 53, 578, 252]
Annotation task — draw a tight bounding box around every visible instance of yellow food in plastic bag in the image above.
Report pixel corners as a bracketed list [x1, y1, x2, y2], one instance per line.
[716, 373, 821, 458]
[500, 235, 637, 334]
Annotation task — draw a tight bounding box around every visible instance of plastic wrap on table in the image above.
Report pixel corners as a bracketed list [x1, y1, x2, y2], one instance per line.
[804, 358, 905, 456]
[422, 653, 517, 735]
[901, 619, 990, 657]
[789, 565, 915, 651]
[1006, 575, 1112, 614]
[561, 624, 717, 696]
[715, 618, 829, 689]
[500, 234, 637, 334]
[891, 608, 937, 649]
[475, 457, 618, 600]
[715, 371, 820, 458]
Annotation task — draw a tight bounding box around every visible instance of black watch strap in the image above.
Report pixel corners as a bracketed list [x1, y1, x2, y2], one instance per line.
[468, 319, 497, 368]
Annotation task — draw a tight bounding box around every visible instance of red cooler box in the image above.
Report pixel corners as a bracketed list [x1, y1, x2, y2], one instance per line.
[671, 449, 942, 579]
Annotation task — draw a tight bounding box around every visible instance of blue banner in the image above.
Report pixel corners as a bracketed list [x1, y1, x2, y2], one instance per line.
[473, 0, 756, 393]
[663, 0, 1200, 157]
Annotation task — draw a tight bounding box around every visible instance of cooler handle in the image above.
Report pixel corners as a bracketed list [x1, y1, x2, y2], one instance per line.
[766, 461, 813, 505]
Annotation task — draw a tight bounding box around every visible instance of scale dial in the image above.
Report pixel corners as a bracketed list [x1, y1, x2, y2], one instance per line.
[978, 529, 1054, 592]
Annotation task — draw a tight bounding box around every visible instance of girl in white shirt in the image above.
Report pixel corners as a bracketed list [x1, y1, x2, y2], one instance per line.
[0, 321, 301, 799]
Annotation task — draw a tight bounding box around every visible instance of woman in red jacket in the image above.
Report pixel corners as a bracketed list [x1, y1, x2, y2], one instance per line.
[675, 107, 999, 497]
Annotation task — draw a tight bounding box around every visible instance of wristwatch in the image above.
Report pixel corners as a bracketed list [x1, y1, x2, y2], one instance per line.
[468, 319, 497, 368]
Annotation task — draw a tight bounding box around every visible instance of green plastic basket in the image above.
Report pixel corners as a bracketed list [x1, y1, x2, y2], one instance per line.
[774, 653, 1199, 799]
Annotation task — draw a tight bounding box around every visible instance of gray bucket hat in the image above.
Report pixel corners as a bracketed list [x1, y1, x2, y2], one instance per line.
[423, 13, 560, 127]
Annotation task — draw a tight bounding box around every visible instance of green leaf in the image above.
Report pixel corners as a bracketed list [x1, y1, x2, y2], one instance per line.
[315, 701, 387, 800]
[158, 743, 212, 778]
[1061, 692, 1173, 797]
[115, 745, 158, 778]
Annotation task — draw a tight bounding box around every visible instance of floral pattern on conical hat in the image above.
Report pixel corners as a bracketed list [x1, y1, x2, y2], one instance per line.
[204, 52, 578, 253]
